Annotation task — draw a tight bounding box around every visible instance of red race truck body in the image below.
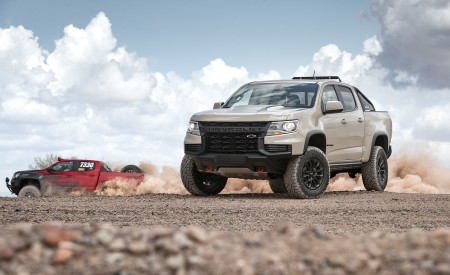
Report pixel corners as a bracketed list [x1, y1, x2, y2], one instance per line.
[6, 158, 144, 197]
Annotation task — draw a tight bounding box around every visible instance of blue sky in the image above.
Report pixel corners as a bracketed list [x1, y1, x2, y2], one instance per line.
[0, 0, 377, 77]
[1, 0, 450, 196]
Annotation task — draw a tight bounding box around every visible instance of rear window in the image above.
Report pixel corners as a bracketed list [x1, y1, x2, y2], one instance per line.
[357, 92, 375, 112]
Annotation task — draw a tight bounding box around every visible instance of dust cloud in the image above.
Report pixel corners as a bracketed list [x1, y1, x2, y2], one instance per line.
[97, 162, 271, 196]
[96, 163, 188, 196]
[327, 151, 450, 194]
[98, 151, 449, 196]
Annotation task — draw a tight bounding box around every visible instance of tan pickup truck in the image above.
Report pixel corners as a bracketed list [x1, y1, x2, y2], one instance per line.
[181, 76, 392, 199]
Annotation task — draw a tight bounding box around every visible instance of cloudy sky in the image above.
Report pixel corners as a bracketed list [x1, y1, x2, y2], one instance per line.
[1, 0, 449, 195]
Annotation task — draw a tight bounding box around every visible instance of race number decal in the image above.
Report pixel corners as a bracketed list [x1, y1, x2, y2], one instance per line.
[80, 162, 95, 169]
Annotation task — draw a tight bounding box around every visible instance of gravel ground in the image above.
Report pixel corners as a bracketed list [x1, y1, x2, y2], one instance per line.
[1, 192, 450, 274]
[1, 192, 449, 234]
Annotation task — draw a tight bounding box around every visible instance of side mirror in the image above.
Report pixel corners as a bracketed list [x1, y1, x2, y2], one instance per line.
[5, 177, 9, 184]
[213, 102, 224, 109]
[325, 101, 344, 113]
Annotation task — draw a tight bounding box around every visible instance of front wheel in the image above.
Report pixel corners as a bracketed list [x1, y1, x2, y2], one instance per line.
[268, 178, 287, 193]
[284, 147, 330, 199]
[18, 185, 42, 197]
[362, 146, 388, 191]
[180, 155, 227, 196]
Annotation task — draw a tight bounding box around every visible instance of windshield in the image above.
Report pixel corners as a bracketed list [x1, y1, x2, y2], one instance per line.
[223, 83, 318, 108]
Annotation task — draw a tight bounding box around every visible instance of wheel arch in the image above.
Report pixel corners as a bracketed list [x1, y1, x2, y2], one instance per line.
[304, 131, 327, 154]
[18, 177, 43, 195]
[371, 132, 389, 157]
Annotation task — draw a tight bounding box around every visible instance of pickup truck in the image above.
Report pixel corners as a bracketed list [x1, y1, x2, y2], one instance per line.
[181, 76, 392, 199]
[5, 158, 144, 197]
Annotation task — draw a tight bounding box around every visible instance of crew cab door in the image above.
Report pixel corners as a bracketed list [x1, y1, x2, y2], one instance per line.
[320, 85, 349, 162]
[44, 160, 99, 192]
[73, 161, 99, 191]
[335, 85, 364, 161]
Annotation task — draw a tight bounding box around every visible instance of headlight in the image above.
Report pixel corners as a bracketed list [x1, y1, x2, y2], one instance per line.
[266, 120, 299, 136]
[187, 121, 200, 136]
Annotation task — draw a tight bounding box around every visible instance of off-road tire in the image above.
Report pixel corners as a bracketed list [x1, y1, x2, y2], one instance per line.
[121, 165, 142, 174]
[18, 185, 42, 197]
[181, 155, 227, 196]
[362, 146, 388, 191]
[268, 178, 288, 193]
[284, 147, 330, 199]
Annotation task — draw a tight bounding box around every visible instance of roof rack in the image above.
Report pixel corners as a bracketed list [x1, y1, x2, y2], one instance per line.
[292, 76, 341, 82]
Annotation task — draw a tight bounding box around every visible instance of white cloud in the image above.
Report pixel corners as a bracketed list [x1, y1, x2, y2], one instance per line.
[415, 104, 450, 142]
[363, 35, 382, 56]
[293, 43, 373, 82]
[1, 97, 58, 124]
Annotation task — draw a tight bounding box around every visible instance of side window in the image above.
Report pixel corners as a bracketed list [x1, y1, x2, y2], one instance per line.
[336, 86, 356, 112]
[78, 161, 96, 171]
[51, 161, 75, 172]
[357, 92, 375, 111]
[321, 85, 339, 110]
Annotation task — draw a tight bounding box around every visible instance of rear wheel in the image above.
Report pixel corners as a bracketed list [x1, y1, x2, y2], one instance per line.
[268, 178, 287, 193]
[121, 165, 142, 174]
[181, 155, 227, 196]
[362, 146, 388, 191]
[284, 147, 330, 199]
[18, 185, 42, 197]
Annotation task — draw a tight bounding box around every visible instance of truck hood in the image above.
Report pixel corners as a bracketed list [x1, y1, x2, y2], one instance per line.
[14, 170, 44, 176]
[191, 105, 308, 122]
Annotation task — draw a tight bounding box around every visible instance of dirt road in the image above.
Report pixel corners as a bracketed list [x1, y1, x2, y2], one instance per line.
[1, 191, 449, 234]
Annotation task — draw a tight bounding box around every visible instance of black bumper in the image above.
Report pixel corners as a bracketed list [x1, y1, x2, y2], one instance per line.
[188, 152, 292, 175]
[6, 178, 20, 194]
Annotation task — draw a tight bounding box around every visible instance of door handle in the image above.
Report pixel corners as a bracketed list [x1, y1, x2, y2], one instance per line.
[358, 118, 364, 123]
[341, 119, 347, 124]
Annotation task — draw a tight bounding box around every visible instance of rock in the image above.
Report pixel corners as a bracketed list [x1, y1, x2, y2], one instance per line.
[184, 227, 208, 243]
[95, 228, 114, 245]
[109, 238, 127, 251]
[0, 239, 14, 260]
[405, 229, 428, 248]
[173, 232, 193, 249]
[312, 226, 327, 239]
[127, 241, 149, 254]
[431, 229, 450, 245]
[42, 224, 78, 246]
[166, 254, 185, 270]
[52, 248, 73, 264]
[106, 252, 125, 265]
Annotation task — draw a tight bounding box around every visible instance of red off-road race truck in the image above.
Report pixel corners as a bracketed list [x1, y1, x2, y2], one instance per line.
[5, 158, 144, 197]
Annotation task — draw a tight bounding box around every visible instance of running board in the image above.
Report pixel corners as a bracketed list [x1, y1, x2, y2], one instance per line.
[329, 162, 362, 173]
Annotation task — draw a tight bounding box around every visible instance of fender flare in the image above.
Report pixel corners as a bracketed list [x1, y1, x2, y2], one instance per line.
[303, 130, 327, 154]
[18, 174, 46, 194]
[370, 132, 389, 158]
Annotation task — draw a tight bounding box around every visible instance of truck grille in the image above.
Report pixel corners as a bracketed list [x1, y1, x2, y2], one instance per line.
[200, 122, 268, 154]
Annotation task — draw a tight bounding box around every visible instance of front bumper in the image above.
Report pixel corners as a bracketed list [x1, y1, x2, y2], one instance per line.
[188, 152, 292, 177]
[6, 177, 20, 194]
